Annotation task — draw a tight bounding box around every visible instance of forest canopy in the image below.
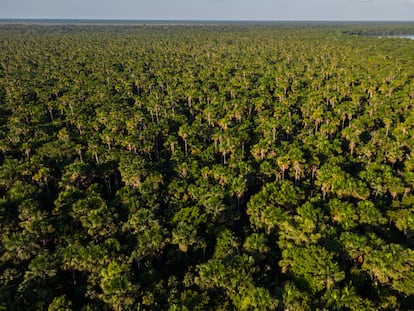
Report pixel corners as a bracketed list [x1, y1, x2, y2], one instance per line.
[0, 22, 414, 310]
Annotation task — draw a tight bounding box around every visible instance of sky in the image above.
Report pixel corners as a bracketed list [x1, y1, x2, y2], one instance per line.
[1, 0, 414, 21]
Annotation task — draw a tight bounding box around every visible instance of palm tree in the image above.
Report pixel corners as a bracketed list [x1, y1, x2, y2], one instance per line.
[230, 176, 247, 210]
[178, 124, 190, 157]
[277, 155, 290, 180]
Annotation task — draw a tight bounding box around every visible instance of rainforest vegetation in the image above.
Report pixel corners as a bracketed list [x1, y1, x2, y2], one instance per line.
[0, 22, 414, 310]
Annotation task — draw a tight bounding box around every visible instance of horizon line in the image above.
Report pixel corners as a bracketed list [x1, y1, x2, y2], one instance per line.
[1, 18, 414, 22]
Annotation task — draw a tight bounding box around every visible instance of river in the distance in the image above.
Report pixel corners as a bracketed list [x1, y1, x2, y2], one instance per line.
[379, 35, 414, 40]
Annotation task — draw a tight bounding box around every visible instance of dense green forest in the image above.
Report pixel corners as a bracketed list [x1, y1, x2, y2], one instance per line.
[1, 22, 414, 310]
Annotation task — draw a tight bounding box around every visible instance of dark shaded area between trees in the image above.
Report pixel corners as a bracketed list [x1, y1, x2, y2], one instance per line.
[0, 23, 414, 310]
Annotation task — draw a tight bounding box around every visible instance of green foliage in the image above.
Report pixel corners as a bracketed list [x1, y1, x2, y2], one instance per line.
[48, 295, 73, 311]
[1, 22, 414, 310]
[280, 245, 345, 293]
[362, 244, 414, 295]
[98, 262, 136, 310]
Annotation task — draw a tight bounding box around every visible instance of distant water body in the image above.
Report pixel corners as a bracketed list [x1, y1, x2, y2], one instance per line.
[382, 35, 414, 40]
